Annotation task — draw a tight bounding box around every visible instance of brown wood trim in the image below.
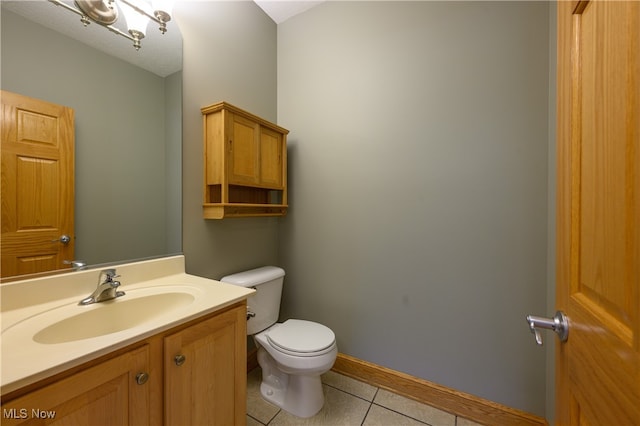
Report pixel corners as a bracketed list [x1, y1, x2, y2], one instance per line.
[332, 353, 547, 426]
[555, 1, 574, 424]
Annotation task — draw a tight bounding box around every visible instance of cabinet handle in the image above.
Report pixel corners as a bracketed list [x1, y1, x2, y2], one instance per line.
[135, 372, 149, 385]
[174, 354, 186, 366]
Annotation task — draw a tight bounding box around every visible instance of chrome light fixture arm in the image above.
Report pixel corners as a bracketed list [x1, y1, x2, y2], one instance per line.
[47, 0, 171, 50]
[118, 0, 172, 34]
[48, 0, 91, 23]
[104, 24, 141, 50]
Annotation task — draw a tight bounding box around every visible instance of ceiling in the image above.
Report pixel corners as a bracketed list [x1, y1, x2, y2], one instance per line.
[2, 0, 323, 77]
[254, 1, 324, 24]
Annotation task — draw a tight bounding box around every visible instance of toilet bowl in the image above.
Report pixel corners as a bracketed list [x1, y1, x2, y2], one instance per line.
[220, 267, 337, 418]
[254, 319, 337, 417]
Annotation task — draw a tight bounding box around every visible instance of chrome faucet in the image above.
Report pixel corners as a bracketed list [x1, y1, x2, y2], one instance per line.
[78, 268, 125, 305]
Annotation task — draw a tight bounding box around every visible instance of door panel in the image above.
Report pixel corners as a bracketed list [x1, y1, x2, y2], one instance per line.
[260, 127, 284, 188]
[556, 1, 639, 424]
[164, 307, 246, 426]
[1, 91, 75, 278]
[228, 113, 259, 185]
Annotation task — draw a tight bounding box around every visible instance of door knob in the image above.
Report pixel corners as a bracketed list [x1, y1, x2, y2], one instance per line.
[52, 234, 71, 244]
[526, 311, 569, 346]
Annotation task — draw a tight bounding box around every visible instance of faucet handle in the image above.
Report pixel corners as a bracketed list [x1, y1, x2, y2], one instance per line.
[100, 268, 120, 283]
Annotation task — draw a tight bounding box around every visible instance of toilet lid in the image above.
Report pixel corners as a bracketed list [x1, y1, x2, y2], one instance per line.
[267, 319, 335, 354]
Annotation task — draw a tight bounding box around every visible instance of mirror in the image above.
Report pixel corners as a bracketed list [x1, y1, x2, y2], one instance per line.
[1, 1, 183, 278]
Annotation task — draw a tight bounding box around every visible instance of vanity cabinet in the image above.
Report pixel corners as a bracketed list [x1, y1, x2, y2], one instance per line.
[1, 303, 247, 426]
[202, 101, 289, 219]
[0, 345, 151, 425]
[164, 304, 246, 425]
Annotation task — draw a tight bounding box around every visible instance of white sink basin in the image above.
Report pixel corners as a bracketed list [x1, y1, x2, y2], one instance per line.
[3, 285, 201, 346]
[33, 292, 196, 344]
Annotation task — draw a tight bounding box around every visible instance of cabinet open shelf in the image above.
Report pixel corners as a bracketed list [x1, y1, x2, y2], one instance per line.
[204, 184, 286, 218]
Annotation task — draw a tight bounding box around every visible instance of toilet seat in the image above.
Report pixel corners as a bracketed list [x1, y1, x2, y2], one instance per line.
[267, 319, 335, 357]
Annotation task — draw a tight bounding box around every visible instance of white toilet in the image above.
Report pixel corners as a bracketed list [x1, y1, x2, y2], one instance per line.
[221, 266, 337, 418]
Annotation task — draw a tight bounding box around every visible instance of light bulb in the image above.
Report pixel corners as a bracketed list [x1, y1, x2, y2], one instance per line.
[119, 0, 149, 38]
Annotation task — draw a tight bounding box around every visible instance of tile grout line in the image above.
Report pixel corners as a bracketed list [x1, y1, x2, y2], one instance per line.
[247, 413, 264, 425]
[266, 407, 281, 425]
[360, 402, 373, 426]
[358, 387, 380, 426]
[368, 401, 433, 425]
[322, 382, 379, 404]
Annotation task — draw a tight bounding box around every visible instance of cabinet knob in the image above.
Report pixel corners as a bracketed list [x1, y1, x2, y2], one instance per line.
[135, 372, 149, 385]
[174, 354, 186, 366]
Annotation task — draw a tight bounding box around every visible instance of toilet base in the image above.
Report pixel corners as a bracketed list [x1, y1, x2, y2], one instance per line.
[260, 370, 325, 418]
[258, 348, 326, 418]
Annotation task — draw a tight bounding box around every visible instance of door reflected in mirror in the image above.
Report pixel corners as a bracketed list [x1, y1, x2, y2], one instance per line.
[1, 3, 182, 279]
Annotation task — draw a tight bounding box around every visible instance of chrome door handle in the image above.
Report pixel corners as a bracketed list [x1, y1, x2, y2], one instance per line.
[63, 260, 87, 270]
[526, 311, 569, 346]
[52, 234, 71, 244]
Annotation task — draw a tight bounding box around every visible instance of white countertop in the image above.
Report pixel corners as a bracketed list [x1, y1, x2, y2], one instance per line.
[0, 255, 254, 395]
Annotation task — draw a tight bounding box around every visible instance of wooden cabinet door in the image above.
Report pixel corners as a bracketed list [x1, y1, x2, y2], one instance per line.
[0, 90, 75, 278]
[260, 127, 285, 189]
[164, 305, 247, 426]
[0, 346, 150, 426]
[228, 113, 260, 186]
[556, 1, 640, 424]
[227, 112, 285, 189]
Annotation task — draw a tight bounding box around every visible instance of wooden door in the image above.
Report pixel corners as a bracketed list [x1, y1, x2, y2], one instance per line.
[164, 305, 247, 426]
[0, 345, 150, 425]
[556, 1, 639, 425]
[0, 91, 75, 278]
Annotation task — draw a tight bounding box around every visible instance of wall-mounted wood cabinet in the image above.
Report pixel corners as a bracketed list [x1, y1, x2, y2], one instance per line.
[202, 102, 289, 219]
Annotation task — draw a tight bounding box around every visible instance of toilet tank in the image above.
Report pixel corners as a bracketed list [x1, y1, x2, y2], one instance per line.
[220, 266, 285, 335]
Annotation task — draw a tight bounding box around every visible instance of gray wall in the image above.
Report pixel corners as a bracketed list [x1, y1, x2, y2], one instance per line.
[276, 1, 550, 415]
[1, 10, 180, 266]
[165, 70, 183, 255]
[4, 0, 556, 418]
[176, 1, 280, 280]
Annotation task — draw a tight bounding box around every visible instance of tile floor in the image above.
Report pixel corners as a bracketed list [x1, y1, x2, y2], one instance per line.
[246, 368, 483, 426]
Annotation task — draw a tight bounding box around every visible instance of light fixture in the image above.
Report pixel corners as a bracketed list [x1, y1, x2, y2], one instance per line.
[47, 0, 173, 50]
